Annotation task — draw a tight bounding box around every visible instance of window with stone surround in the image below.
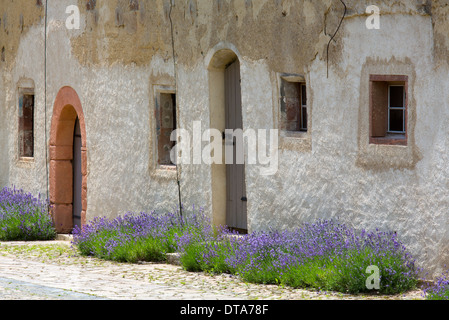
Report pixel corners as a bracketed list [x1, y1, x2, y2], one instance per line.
[155, 90, 177, 166]
[369, 75, 408, 146]
[279, 75, 307, 133]
[18, 89, 35, 158]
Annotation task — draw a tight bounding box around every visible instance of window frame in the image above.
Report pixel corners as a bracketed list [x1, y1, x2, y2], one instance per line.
[18, 87, 35, 160]
[154, 86, 178, 169]
[279, 74, 308, 134]
[369, 74, 408, 146]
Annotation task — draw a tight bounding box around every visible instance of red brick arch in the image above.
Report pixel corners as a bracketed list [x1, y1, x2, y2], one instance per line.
[49, 86, 87, 233]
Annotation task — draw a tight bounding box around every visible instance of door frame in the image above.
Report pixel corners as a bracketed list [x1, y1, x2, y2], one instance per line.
[206, 43, 248, 232]
[49, 86, 87, 233]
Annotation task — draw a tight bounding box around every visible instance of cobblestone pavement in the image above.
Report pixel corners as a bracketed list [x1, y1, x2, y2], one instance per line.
[0, 240, 426, 301]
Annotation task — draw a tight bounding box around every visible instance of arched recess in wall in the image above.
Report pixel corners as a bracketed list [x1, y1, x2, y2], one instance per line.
[49, 86, 87, 234]
[206, 42, 248, 233]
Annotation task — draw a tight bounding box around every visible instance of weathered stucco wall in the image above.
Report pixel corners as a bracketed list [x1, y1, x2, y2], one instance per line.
[0, 0, 44, 70]
[44, 0, 184, 218]
[0, 66, 7, 188]
[0, 0, 46, 197]
[1, 0, 449, 278]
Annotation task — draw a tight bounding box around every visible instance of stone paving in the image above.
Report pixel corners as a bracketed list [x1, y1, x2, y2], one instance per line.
[0, 240, 426, 301]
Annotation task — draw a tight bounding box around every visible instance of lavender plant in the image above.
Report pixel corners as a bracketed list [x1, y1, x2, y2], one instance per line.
[424, 270, 449, 300]
[179, 219, 420, 295]
[178, 225, 241, 274]
[72, 208, 211, 263]
[0, 186, 56, 241]
[72, 207, 420, 295]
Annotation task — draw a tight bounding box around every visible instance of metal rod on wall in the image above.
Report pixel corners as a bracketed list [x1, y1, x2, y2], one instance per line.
[44, 0, 49, 201]
[169, 0, 183, 222]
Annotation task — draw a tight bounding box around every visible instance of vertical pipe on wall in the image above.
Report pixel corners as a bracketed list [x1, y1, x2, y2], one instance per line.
[44, 0, 49, 200]
[169, 0, 183, 221]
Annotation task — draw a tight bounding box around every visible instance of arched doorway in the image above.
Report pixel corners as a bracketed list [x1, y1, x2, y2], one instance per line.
[207, 44, 248, 232]
[49, 87, 87, 234]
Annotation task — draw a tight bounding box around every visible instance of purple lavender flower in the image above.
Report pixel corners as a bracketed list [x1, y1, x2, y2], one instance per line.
[424, 269, 449, 300]
[0, 186, 56, 241]
[179, 218, 420, 294]
[72, 206, 212, 263]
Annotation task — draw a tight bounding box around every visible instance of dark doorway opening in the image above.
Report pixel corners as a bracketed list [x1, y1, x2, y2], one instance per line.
[72, 117, 82, 230]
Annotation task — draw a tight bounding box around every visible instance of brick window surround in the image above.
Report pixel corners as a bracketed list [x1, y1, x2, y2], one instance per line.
[369, 74, 408, 146]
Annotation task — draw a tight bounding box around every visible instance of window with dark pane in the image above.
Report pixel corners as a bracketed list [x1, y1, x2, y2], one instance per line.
[18, 93, 34, 158]
[388, 85, 405, 133]
[300, 83, 308, 132]
[280, 79, 307, 133]
[157, 93, 177, 165]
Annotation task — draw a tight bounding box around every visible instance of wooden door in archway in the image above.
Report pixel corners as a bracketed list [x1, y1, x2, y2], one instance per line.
[225, 60, 247, 232]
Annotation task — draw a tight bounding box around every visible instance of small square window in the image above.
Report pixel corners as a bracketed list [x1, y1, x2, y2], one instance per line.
[18, 91, 34, 158]
[156, 91, 177, 166]
[280, 77, 307, 133]
[369, 75, 408, 146]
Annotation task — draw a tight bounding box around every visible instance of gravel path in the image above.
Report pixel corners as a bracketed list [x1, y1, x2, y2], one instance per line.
[0, 240, 426, 301]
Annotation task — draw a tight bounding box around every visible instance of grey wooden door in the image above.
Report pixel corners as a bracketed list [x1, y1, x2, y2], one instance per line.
[225, 60, 247, 231]
[72, 118, 82, 230]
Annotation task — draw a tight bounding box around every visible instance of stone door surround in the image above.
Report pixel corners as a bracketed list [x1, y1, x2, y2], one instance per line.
[49, 86, 87, 233]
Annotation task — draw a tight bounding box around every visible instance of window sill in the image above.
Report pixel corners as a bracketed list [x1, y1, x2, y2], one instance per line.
[282, 130, 308, 138]
[150, 164, 178, 181]
[18, 157, 35, 163]
[16, 157, 35, 169]
[280, 130, 311, 152]
[370, 134, 407, 146]
[158, 164, 177, 171]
